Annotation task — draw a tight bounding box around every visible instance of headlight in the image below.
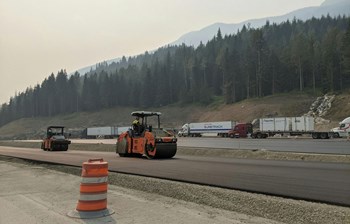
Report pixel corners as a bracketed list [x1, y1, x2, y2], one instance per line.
[155, 138, 162, 143]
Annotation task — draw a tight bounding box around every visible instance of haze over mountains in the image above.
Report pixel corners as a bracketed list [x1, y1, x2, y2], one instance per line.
[75, 0, 350, 75]
[2, 7, 349, 128]
[171, 0, 350, 47]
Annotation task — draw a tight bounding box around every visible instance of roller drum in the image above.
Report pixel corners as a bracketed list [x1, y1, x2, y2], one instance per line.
[154, 143, 177, 158]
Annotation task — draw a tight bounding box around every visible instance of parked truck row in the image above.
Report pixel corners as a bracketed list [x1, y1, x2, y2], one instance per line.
[81, 126, 130, 139]
[178, 116, 350, 139]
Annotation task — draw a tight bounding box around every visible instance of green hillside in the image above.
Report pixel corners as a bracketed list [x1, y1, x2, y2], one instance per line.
[1, 91, 349, 140]
[1, 16, 350, 129]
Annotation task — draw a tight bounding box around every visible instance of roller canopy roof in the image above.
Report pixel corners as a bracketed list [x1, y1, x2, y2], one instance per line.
[47, 126, 65, 129]
[131, 111, 161, 117]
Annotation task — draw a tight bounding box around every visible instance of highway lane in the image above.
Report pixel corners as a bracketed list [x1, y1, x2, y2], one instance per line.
[177, 137, 350, 154]
[0, 146, 349, 206]
[64, 137, 350, 154]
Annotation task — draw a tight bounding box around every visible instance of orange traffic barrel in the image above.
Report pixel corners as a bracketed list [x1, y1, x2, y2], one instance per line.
[67, 158, 114, 219]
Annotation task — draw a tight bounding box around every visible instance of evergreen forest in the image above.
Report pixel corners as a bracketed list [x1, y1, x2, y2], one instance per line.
[1, 16, 350, 127]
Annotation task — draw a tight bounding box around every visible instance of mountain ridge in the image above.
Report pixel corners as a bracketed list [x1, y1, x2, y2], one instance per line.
[74, 0, 350, 75]
[170, 0, 350, 47]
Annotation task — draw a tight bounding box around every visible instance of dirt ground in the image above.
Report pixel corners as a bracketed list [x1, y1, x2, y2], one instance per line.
[198, 94, 316, 123]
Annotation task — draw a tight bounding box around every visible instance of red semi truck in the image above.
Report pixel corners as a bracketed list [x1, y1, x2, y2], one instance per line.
[227, 123, 253, 138]
[178, 121, 252, 138]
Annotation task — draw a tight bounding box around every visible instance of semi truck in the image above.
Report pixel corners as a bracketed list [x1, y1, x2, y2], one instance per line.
[227, 123, 253, 138]
[178, 121, 236, 137]
[250, 116, 336, 139]
[177, 121, 252, 138]
[331, 117, 350, 138]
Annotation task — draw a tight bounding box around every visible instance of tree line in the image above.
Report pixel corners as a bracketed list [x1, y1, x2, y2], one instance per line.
[1, 15, 350, 127]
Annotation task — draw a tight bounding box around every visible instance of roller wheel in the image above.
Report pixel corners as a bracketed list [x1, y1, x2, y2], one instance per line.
[116, 137, 129, 157]
[145, 143, 156, 159]
[154, 144, 177, 159]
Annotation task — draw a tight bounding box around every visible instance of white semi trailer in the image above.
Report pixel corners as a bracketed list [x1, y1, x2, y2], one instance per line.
[251, 116, 336, 139]
[178, 121, 236, 137]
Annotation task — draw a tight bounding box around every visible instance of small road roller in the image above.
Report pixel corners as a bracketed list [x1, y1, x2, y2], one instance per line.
[41, 126, 71, 151]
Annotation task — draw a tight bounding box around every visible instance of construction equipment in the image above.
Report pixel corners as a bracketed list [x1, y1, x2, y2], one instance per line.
[41, 126, 71, 151]
[116, 111, 177, 159]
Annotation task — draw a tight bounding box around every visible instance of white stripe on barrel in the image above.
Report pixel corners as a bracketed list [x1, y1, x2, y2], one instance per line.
[81, 176, 108, 184]
[79, 192, 108, 201]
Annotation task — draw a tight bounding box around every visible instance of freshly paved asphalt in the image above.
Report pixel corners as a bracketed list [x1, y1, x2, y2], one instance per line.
[22, 137, 350, 154]
[1, 146, 349, 206]
[177, 137, 350, 154]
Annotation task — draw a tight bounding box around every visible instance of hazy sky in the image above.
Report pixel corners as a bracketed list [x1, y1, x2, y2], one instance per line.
[0, 0, 324, 104]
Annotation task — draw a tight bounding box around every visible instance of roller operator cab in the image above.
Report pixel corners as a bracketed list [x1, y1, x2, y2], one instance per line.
[41, 126, 71, 151]
[116, 111, 177, 159]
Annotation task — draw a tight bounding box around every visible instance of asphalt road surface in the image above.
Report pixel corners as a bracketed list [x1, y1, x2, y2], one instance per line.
[66, 137, 350, 154]
[178, 137, 350, 154]
[0, 146, 349, 206]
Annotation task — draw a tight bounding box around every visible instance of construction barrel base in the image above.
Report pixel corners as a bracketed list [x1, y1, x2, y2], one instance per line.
[67, 208, 115, 219]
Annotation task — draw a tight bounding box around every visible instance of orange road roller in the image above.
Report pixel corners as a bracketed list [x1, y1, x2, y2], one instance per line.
[41, 126, 71, 151]
[116, 111, 177, 159]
